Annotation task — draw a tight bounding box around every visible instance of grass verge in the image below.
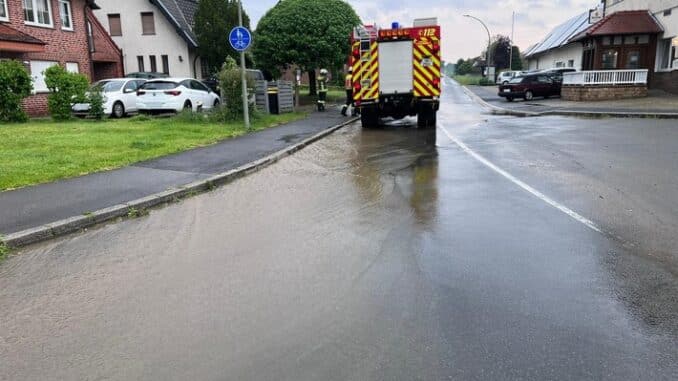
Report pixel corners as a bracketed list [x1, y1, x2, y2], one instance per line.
[452, 75, 495, 86]
[0, 238, 8, 262]
[0, 111, 307, 191]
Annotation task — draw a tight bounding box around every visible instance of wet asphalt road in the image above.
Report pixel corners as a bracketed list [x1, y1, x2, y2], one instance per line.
[1, 79, 677, 380]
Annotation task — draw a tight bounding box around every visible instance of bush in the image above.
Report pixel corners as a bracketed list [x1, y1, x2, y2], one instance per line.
[217, 57, 255, 121]
[0, 60, 33, 122]
[87, 85, 105, 120]
[44, 65, 89, 121]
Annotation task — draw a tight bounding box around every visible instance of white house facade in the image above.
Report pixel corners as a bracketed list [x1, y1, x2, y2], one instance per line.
[93, 0, 205, 79]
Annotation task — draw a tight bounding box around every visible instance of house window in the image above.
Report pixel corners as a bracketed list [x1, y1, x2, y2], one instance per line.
[0, 0, 9, 22]
[141, 12, 155, 35]
[65, 62, 79, 73]
[161, 55, 169, 74]
[59, 0, 73, 30]
[555, 61, 564, 68]
[626, 51, 640, 69]
[30, 60, 58, 92]
[137, 56, 145, 72]
[23, 0, 53, 27]
[601, 49, 618, 69]
[108, 14, 121, 36]
[664, 9, 672, 16]
[568, 59, 575, 67]
[149, 55, 157, 72]
[201, 59, 210, 78]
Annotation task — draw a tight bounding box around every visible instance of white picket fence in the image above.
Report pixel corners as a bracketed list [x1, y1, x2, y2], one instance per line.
[563, 69, 648, 86]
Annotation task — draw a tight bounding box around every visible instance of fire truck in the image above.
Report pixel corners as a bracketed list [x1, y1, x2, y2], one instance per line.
[350, 19, 441, 128]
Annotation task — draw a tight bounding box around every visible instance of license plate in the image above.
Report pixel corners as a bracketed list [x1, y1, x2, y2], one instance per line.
[421, 58, 433, 67]
[72, 103, 90, 111]
[503, 89, 511, 93]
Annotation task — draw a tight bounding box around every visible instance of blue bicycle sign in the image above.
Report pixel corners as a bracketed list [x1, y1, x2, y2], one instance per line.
[229, 26, 252, 52]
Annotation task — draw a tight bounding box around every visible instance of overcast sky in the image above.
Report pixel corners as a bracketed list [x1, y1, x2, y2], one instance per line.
[246, 0, 599, 63]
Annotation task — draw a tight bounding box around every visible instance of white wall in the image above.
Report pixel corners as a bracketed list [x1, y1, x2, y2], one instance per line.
[93, 0, 198, 78]
[527, 43, 584, 71]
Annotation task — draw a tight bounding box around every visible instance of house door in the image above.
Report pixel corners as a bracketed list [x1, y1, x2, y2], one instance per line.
[582, 48, 594, 70]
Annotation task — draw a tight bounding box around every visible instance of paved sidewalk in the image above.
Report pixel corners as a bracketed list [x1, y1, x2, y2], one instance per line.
[0, 111, 353, 236]
[465, 85, 678, 117]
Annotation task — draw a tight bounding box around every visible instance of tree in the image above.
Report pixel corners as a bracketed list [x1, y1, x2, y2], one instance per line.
[194, 0, 252, 76]
[456, 60, 473, 75]
[253, 0, 361, 95]
[491, 35, 512, 70]
[511, 46, 523, 70]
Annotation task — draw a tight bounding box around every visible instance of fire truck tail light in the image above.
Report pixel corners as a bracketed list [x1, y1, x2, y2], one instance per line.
[433, 78, 440, 88]
[353, 49, 360, 58]
[354, 83, 361, 91]
[432, 44, 440, 53]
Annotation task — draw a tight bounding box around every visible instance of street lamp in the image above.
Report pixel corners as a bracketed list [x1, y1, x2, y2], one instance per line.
[463, 14, 492, 75]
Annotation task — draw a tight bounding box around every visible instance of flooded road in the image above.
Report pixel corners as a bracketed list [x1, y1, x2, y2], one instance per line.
[1, 81, 677, 380]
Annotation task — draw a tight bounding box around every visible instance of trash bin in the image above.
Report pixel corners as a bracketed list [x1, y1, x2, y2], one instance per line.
[267, 86, 279, 114]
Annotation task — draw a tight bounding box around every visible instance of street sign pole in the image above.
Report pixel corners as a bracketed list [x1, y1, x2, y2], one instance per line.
[237, 0, 250, 130]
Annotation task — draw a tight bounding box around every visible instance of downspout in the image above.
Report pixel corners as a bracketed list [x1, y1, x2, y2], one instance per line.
[193, 54, 199, 78]
[84, 3, 94, 80]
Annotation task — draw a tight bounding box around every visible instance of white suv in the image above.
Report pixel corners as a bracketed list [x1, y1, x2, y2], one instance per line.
[137, 78, 221, 113]
[496, 71, 525, 85]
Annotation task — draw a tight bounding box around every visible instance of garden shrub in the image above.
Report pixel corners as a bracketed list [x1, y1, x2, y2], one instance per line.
[217, 57, 256, 122]
[44, 65, 89, 121]
[0, 60, 33, 122]
[87, 86, 105, 120]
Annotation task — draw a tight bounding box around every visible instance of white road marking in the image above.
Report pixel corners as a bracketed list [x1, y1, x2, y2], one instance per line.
[438, 123, 602, 233]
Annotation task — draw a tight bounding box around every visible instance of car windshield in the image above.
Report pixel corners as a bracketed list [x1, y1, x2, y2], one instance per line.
[140, 81, 178, 90]
[93, 80, 124, 93]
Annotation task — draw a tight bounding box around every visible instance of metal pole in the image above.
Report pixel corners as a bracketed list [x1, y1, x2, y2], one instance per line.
[464, 15, 491, 73]
[509, 11, 515, 70]
[238, 0, 250, 129]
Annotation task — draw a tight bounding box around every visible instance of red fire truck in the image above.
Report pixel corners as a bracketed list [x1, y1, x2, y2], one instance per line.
[350, 18, 441, 128]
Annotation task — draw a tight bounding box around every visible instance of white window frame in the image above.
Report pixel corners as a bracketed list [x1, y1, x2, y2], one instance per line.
[30, 60, 59, 93]
[24, 0, 54, 28]
[0, 0, 9, 22]
[59, 0, 73, 31]
[65, 62, 79, 73]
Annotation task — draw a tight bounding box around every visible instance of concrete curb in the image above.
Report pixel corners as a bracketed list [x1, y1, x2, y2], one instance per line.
[461, 85, 543, 117]
[462, 85, 678, 119]
[2, 117, 358, 249]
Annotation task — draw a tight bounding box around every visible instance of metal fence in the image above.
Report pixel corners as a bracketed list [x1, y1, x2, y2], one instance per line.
[563, 69, 648, 86]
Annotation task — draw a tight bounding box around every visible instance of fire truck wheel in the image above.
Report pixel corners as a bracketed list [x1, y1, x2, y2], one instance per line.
[360, 109, 378, 128]
[417, 110, 436, 129]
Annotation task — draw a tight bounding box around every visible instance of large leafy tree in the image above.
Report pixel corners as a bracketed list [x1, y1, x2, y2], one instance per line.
[253, 0, 361, 94]
[490, 35, 512, 70]
[511, 46, 523, 70]
[194, 0, 252, 75]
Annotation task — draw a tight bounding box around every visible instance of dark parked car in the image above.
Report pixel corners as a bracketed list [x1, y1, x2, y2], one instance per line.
[125, 72, 169, 79]
[497, 74, 560, 101]
[201, 69, 265, 93]
[538, 68, 576, 83]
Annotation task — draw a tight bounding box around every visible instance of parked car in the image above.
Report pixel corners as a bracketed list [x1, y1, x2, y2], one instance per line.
[495, 70, 526, 85]
[72, 78, 147, 118]
[537, 68, 576, 83]
[497, 74, 560, 101]
[136, 78, 221, 113]
[125, 72, 169, 79]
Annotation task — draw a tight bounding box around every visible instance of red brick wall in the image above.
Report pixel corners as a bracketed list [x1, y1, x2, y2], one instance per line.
[4, 0, 94, 115]
[93, 62, 120, 81]
[562, 85, 648, 101]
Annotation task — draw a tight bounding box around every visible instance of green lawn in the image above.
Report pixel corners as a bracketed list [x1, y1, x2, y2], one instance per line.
[0, 112, 307, 191]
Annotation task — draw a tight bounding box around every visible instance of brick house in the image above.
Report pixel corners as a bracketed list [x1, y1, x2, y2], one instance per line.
[0, 0, 123, 115]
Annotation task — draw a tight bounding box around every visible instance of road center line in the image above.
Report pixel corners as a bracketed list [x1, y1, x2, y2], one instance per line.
[438, 123, 602, 233]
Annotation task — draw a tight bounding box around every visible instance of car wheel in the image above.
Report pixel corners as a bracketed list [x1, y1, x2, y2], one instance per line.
[213, 99, 220, 108]
[524, 90, 534, 101]
[112, 102, 125, 118]
[183, 100, 192, 111]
